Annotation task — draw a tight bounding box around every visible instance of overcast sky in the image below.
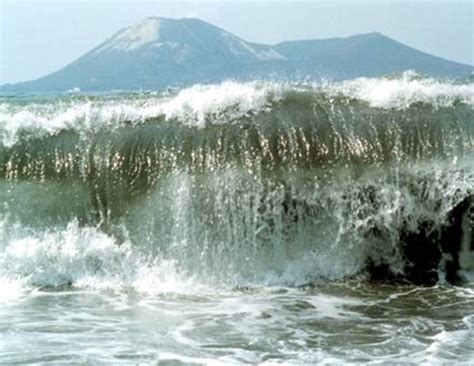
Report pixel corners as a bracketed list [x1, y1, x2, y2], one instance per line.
[0, 0, 473, 84]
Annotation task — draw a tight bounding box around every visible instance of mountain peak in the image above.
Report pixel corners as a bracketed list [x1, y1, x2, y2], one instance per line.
[90, 17, 285, 62]
[95, 17, 165, 53]
[91, 17, 228, 55]
[2, 17, 472, 92]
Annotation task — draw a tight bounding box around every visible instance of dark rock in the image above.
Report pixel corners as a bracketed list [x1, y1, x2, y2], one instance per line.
[367, 195, 472, 286]
[400, 220, 442, 286]
[440, 196, 472, 285]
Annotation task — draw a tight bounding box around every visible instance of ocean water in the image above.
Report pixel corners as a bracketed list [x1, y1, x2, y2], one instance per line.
[0, 72, 473, 364]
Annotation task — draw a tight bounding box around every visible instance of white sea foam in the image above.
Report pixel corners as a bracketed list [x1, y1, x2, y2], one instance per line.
[159, 81, 280, 125]
[0, 221, 352, 295]
[424, 316, 474, 364]
[329, 71, 474, 108]
[0, 216, 347, 294]
[0, 81, 281, 146]
[0, 75, 472, 147]
[0, 220, 206, 296]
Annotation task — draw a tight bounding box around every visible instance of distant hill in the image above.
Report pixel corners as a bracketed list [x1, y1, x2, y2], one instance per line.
[1, 17, 472, 92]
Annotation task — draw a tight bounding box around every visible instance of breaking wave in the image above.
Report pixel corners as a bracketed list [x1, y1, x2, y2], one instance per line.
[0, 72, 473, 290]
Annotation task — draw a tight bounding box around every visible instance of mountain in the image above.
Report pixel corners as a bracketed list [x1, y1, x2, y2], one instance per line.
[1, 17, 472, 92]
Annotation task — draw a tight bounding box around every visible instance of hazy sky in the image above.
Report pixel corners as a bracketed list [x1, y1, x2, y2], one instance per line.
[1, 0, 473, 84]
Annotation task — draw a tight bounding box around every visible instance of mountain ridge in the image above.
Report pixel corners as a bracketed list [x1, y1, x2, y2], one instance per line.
[2, 17, 472, 92]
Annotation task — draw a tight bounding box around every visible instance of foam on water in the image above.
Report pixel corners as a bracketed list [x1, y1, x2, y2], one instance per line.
[159, 81, 281, 126]
[0, 220, 357, 295]
[331, 70, 474, 108]
[0, 215, 353, 295]
[0, 221, 473, 364]
[0, 81, 281, 146]
[423, 314, 474, 363]
[1, 73, 472, 146]
[0, 220, 207, 296]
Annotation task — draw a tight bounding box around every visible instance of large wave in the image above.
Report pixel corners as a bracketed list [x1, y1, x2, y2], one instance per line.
[0, 73, 473, 288]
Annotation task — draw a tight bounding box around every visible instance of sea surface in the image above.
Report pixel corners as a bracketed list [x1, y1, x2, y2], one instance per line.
[0, 72, 473, 364]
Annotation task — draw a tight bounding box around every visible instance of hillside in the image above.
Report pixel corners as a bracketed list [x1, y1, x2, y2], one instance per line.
[1, 17, 472, 92]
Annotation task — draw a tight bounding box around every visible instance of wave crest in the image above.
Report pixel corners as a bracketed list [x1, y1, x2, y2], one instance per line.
[1, 74, 472, 146]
